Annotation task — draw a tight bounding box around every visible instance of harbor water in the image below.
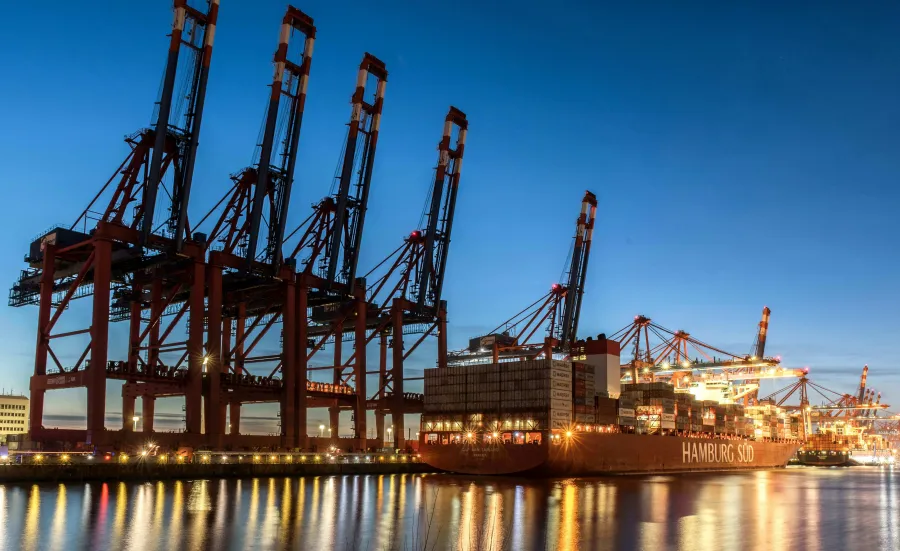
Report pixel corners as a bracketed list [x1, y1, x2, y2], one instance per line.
[0, 467, 897, 550]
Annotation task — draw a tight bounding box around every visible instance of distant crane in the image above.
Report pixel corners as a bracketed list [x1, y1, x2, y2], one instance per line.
[761, 373, 892, 439]
[751, 306, 770, 360]
[448, 191, 598, 365]
[613, 306, 787, 404]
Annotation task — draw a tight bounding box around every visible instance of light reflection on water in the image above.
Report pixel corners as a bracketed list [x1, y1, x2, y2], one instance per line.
[0, 467, 896, 550]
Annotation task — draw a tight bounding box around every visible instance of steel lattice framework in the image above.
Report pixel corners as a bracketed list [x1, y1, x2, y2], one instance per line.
[447, 191, 597, 366]
[8, 0, 220, 446]
[8, 3, 469, 453]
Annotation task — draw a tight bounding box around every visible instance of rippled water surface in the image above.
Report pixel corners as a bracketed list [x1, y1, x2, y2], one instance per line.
[1, 467, 897, 550]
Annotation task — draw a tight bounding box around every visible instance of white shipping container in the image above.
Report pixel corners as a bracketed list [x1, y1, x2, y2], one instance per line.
[550, 419, 572, 429]
[550, 398, 571, 411]
[662, 413, 675, 422]
[551, 379, 572, 391]
[550, 389, 572, 401]
[661, 420, 675, 430]
[618, 408, 635, 417]
[550, 368, 571, 381]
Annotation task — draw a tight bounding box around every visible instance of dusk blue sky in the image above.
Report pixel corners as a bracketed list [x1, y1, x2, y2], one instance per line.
[1, 1, 898, 434]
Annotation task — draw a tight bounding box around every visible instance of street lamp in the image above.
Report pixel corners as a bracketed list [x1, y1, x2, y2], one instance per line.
[132, 416, 140, 431]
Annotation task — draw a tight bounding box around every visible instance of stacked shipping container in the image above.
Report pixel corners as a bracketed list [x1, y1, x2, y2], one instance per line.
[572, 361, 595, 424]
[742, 404, 800, 439]
[423, 359, 573, 429]
[675, 393, 692, 433]
[617, 395, 636, 428]
[620, 382, 677, 434]
[596, 396, 618, 425]
[549, 360, 574, 429]
[423, 367, 800, 441]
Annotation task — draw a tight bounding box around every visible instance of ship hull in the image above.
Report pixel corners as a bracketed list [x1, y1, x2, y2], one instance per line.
[419, 433, 800, 476]
[795, 450, 852, 467]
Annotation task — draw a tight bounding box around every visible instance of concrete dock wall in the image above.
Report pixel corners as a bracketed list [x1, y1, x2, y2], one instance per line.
[0, 461, 433, 484]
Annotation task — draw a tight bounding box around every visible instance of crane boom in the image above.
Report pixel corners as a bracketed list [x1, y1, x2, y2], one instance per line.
[448, 190, 597, 365]
[415, 107, 468, 311]
[142, 0, 219, 249]
[559, 191, 597, 346]
[199, 6, 315, 268]
[364, 107, 468, 313]
[246, 7, 316, 267]
[857, 364, 869, 403]
[325, 54, 387, 292]
[752, 306, 770, 359]
[286, 54, 387, 293]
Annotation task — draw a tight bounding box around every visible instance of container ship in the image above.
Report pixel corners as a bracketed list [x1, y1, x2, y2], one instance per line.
[797, 420, 896, 467]
[419, 338, 800, 476]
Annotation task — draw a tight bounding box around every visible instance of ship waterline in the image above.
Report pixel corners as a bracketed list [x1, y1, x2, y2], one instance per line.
[419, 432, 800, 475]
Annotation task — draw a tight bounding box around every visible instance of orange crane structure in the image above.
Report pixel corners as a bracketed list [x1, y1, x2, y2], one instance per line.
[358, 107, 468, 447]
[8, 2, 468, 453]
[447, 191, 598, 366]
[9, 0, 220, 446]
[759, 369, 892, 439]
[610, 307, 800, 404]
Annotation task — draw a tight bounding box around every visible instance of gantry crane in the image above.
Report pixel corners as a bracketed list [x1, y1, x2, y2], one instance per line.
[447, 191, 597, 366]
[612, 307, 788, 404]
[9, 0, 219, 446]
[164, 6, 317, 447]
[277, 53, 387, 448]
[760, 373, 892, 439]
[357, 107, 468, 446]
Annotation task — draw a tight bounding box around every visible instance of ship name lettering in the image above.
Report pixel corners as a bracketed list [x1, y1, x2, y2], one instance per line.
[683, 442, 755, 463]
